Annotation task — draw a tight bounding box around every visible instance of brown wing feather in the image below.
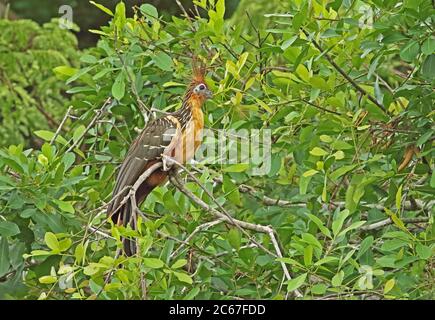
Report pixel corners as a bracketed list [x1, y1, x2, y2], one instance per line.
[107, 116, 180, 223]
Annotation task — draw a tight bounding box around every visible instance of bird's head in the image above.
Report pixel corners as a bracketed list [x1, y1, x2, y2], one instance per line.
[188, 58, 213, 103]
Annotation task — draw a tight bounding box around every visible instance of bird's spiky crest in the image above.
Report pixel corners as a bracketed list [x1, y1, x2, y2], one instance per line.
[191, 56, 206, 84]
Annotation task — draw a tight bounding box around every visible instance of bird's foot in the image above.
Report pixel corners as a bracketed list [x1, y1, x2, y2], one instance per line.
[162, 155, 176, 172]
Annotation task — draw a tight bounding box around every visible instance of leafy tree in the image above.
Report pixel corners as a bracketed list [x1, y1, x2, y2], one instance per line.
[0, 0, 433, 300]
[0, 18, 80, 147]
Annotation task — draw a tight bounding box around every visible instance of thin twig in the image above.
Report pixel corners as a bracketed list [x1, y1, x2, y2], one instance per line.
[96, 248, 121, 299]
[175, 0, 192, 23]
[66, 98, 112, 153]
[50, 106, 72, 145]
[170, 219, 224, 259]
[360, 217, 430, 231]
[301, 99, 343, 116]
[301, 28, 387, 114]
[168, 168, 303, 298]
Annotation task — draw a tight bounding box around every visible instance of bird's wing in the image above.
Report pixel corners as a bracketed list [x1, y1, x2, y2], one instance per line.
[107, 116, 180, 220]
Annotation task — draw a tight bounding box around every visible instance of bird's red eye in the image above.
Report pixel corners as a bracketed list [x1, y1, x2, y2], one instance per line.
[199, 84, 205, 90]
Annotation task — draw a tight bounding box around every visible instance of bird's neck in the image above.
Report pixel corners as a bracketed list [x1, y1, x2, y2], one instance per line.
[175, 93, 204, 130]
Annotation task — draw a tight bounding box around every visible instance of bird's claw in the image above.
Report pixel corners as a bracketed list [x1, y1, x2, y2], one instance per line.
[162, 155, 176, 172]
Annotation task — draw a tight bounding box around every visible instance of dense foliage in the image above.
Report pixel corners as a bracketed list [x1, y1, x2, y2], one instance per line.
[0, 0, 433, 300]
[0, 19, 80, 147]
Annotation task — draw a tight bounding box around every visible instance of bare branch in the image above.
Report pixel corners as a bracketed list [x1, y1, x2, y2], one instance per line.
[50, 106, 72, 145]
[66, 97, 112, 153]
[168, 168, 303, 298]
[360, 217, 430, 231]
[301, 28, 387, 114]
[170, 219, 225, 259]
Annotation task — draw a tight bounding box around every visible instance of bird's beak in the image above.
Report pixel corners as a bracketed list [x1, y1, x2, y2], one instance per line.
[205, 89, 213, 99]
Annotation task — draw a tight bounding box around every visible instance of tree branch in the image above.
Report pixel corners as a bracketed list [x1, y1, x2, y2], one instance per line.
[168, 168, 303, 298]
[50, 106, 72, 145]
[360, 217, 430, 231]
[170, 219, 225, 259]
[66, 97, 112, 153]
[301, 29, 387, 114]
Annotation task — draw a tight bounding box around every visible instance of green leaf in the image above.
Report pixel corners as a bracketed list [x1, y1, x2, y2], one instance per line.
[53, 199, 75, 214]
[390, 213, 408, 233]
[331, 270, 344, 287]
[422, 54, 435, 79]
[416, 130, 432, 147]
[331, 140, 353, 150]
[89, 1, 114, 16]
[227, 228, 241, 250]
[299, 175, 312, 195]
[112, 73, 126, 100]
[276, 257, 303, 268]
[333, 151, 345, 160]
[421, 38, 435, 55]
[173, 271, 193, 284]
[183, 287, 200, 300]
[73, 125, 86, 144]
[415, 243, 432, 259]
[255, 98, 273, 113]
[400, 40, 420, 62]
[309, 76, 328, 90]
[303, 245, 313, 266]
[307, 214, 332, 238]
[286, 273, 307, 292]
[237, 52, 249, 71]
[430, 171, 435, 188]
[320, 135, 333, 143]
[140, 4, 158, 19]
[384, 278, 395, 294]
[171, 259, 187, 269]
[53, 66, 78, 79]
[332, 209, 350, 237]
[34, 130, 68, 145]
[0, 237, 10, 277]
[44, 232, 60, 252]
[66, 65, 95, 85]
[39, 276, 57, 284]
[163, 192, 182, 215]
[143, 258, 165, 269]
[309, 147, 328, 157]
[59, 238, 72, 252]
[357, 236, 374, 258]
[114, 1, 126, 30]
[0, 222, 20, 237]
[311, 283, 327, 295]
[75, 243, 85, 264]
[395, 184, 403, 211]
[337, 221, 366, 238]
[314, 256, 338, 266]
[301, 233, 322, 249]
[296, 64, 310, 82]
[215, 0, 225, 19]
[222, 163, 249, 172]
[223, 176, 241, 206]
[303, 169, 318, 177]
[153, 52, 174, 71]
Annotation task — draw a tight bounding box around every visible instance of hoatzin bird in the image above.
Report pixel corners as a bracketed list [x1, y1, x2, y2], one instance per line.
[107, 60, 212, 256]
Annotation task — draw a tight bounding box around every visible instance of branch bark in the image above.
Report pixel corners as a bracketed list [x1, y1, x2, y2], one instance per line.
[50, 106, 72, 145]
[360, 217, 430, 231]
[169, 169, 303, 298]
[66, 97, 112, 153]
[301, 29, 387, 114]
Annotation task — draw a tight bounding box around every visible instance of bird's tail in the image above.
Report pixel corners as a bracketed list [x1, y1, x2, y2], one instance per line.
[108, 184, 154, 257]
[120, 201, 137, 257]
